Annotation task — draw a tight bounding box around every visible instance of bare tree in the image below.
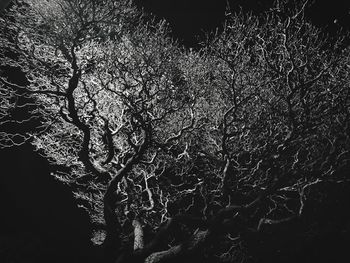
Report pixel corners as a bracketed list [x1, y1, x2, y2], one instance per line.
[1, 1, 349, 263]
[192, 1, 350, 260]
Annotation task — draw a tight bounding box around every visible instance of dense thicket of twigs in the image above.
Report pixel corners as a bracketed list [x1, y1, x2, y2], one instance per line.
[1, 1, 349, 262]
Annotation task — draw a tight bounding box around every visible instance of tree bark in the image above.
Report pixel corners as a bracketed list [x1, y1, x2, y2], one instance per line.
[133, 219, 144, 251]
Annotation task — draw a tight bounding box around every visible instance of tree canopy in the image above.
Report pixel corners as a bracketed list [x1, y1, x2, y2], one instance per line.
[1, 1, 349, 262]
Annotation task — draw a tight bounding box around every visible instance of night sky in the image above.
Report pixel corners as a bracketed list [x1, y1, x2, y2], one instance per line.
[135, 0, 350, 47]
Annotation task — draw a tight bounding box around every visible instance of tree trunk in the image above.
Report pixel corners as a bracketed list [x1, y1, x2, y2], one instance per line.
[103, 189, 122, 262]
[133, 219, 144, 251]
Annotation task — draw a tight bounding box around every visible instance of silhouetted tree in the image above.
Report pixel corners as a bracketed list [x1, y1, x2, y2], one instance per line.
[1, 1, 349, 262]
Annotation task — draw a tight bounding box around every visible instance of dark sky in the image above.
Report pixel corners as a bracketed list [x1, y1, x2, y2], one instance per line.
[135, 0, 350, 47]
